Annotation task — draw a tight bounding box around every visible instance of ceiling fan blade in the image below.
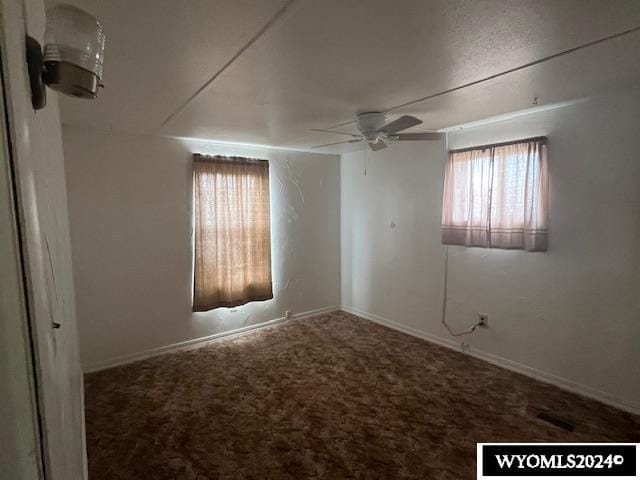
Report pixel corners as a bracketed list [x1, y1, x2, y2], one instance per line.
[380, 115, 423, 134]
[311, 139, 361, 149]
[368, 140, 387, 151]
[393, 132, 444, 141]
[310, 128, 362, 138]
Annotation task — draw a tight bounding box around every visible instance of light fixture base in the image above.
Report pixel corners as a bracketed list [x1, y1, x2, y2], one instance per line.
[43, 61, 99, 99]
[25, 35, 46, 110]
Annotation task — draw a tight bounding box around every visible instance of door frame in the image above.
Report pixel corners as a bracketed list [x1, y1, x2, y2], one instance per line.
[0, 1, 87, 478]
[0, 33, 47, 480]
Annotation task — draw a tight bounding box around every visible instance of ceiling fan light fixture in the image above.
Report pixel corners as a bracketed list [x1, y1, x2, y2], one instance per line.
[356, 112, 388, 136]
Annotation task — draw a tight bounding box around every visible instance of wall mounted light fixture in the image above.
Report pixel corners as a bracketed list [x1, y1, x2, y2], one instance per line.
[26, 3, 106, 110]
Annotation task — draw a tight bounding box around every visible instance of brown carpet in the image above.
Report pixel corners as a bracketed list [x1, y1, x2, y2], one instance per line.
[85, 311, 639, 479]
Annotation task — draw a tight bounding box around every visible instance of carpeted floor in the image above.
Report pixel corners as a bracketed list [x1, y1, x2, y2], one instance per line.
[85, 311, 639, 479]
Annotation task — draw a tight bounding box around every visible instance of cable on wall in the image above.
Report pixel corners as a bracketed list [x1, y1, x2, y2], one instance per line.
[440, 133, 481, 337]
[440, 246, 481, 337]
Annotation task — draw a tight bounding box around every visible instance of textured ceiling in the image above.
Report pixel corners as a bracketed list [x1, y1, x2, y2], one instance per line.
[54, 0, 640, 153]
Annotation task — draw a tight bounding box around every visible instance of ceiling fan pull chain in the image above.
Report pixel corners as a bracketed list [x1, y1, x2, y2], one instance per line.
[363, 141, 367, 176]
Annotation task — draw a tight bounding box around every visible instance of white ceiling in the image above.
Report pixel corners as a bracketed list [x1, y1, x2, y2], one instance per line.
[53, 0, 640, 153]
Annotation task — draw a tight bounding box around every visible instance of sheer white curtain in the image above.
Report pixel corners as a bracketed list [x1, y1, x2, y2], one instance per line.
[193, 154, 273, 311]
[442, 137, 549, 251]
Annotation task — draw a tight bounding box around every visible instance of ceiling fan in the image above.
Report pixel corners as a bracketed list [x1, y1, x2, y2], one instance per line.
[311, 112, 443, 151]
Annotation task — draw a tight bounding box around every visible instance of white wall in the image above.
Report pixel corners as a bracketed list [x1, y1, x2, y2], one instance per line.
[341, 88, 640, 413]
[62, 127, 340, 370]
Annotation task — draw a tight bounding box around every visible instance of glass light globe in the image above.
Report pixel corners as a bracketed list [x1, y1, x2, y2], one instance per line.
[43, 3, 106, 98]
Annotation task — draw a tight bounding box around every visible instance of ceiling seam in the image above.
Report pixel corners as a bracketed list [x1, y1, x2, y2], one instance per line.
[326, 25, 640, 130]
[157, 0, 297, 132]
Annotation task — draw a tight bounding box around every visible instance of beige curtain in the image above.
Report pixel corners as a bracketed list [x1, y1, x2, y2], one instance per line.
[193, 154, 273, 311]
[442, 137, 549, 251]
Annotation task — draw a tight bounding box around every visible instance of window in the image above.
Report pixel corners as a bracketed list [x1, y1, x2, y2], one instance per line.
[192, 154, 273, 311]
[441, 137, 549, 251]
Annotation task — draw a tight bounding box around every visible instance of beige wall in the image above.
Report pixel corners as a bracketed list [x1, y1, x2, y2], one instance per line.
[62, 127, 341, 371]
[341, 88, 640, 413]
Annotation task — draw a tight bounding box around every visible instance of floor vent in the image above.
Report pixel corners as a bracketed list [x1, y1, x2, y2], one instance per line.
[536, 411, 575, 432]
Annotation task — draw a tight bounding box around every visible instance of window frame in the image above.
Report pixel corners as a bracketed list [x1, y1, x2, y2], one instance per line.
[442, 136, 549, 252]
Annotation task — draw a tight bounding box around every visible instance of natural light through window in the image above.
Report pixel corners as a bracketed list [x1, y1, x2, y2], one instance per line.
[192, 154, 273, 311]
[442, 137, 549, 251]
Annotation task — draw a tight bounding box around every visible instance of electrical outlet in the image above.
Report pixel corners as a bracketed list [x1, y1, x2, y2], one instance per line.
[478, 314, 488, 328]
[285, 310, 292, 319]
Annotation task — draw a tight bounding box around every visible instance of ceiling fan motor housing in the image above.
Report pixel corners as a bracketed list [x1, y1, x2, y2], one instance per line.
[356, 112, 388, 141]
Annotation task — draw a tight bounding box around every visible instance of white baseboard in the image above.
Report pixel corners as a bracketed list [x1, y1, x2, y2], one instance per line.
[83, 305, 340, 373]
[341, 306, 640, 416]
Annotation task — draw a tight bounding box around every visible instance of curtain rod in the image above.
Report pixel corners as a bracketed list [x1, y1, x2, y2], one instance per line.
[449, 136, 547, 154]
[193, 153, 269, 165]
